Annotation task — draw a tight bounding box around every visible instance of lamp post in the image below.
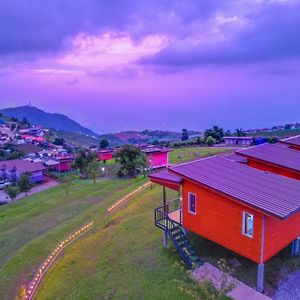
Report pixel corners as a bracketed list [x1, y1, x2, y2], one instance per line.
[101, 167, 106, 177]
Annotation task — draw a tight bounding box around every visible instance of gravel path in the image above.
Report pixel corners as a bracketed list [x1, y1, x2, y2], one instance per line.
[0, 180, 59, 203]
[274, 270, 300, 300]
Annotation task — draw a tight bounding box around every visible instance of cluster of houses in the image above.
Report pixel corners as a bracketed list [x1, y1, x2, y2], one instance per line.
[149, 135, 300, 294]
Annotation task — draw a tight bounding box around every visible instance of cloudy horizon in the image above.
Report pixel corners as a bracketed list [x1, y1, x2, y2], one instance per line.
[1, 0, 300, 133]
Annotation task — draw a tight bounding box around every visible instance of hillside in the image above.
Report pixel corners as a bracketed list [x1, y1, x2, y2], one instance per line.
[99, 130, 193, 146]
[0, 106, 97, 137]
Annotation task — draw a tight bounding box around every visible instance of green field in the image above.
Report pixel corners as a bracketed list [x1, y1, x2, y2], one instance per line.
[251, 128, 300, 138]
[0, 178, 229, 300]
[169, 147, 232, 164]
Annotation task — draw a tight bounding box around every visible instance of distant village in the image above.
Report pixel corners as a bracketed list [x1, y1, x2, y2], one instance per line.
[1, 111, 300, 204]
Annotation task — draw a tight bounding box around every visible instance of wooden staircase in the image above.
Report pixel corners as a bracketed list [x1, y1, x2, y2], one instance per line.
[155, 202, 202, 269]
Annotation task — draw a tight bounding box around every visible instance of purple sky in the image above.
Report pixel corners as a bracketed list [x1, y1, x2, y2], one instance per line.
[1, 0, 300, 133]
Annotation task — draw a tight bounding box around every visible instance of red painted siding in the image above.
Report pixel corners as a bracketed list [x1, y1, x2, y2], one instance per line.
[98, 152, 113, 161]
[182, 179, 263, 263]
[147, 152, 169, 168]
[263, 211, 300, 262]
[247, 158, 300, 181]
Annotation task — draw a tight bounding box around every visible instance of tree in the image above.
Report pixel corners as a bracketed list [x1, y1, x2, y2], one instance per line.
[60, 174, 73, 199]
[115, 145, 147, 177]
[4, 186, 20, 202]
[53, 138, 65, 145]
[235, 128, 246, 137]
[181, 129, 189, 141]
[87, 159, 100, 183]
[205, 136, 216, 146]
[21, 117, 30, 126]
[99, 139, 109, 149]
[74, 150, 97, 178]
[18, 173, 33, 196]
[204, 125, 224, 143]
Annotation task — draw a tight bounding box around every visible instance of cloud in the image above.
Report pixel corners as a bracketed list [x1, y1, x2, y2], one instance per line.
[138, 1, 300, 67]
[1, 0, 300, 74]
[0, 0, 228, 57]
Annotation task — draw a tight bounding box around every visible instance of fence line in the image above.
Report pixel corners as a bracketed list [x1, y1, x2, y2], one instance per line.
[106, 181, 151, 214]
[23, 221, 94, 300]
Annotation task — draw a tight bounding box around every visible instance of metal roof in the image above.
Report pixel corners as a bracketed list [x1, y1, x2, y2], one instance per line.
[0, 159, 45, 173]
[149, 169, 182, 184]
[280, 135, 300, 147]
[236, 143, 300, 173]
[170, 156, 300, 219]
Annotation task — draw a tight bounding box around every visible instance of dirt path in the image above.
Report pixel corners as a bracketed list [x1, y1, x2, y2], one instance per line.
[192, 262, 271, 300]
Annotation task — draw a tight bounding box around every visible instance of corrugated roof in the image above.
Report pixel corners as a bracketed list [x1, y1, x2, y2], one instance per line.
[280, 135, 300, 147]
[236, 143, 300, 172]
[170, 156, 300, 219]
[0, 159, 45, 173]
[149, 169, 182, 184]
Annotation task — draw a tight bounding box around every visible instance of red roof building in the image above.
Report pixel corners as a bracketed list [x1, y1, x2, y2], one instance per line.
[236, 143, 300, 180]
[280, 135, 300, 151]
[54, 155, 74, 172]
[149, 156, 300, 293]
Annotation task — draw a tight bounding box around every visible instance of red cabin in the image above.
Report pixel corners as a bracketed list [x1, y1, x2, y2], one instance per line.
[280, 135, 300, 151]
[236, 143, 300, 180]
[97, 150, 113, 162]
[142, 146, 171, 169]
[149, 156, 300, 293]
[54, 155, 74, 172]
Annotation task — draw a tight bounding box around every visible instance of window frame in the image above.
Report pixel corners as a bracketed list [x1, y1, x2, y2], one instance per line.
[188, 192, 197, 215]
[242, 211, 254, 238]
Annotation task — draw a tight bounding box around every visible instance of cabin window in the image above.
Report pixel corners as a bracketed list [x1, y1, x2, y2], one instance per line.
[188, 193, 196, 214]
[242, 212, 254, 238]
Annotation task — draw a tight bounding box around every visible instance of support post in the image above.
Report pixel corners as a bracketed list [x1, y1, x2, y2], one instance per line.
[257, 263, 264, 293]
[291, 240, 295, 257]
[295, 237, 300, 256]
[163, 230, 168, 247]
[163, 186, 166, 206]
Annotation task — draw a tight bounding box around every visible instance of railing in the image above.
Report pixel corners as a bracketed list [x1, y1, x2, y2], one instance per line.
[167, 197, 182, 213]
[154, 198, 182, 228]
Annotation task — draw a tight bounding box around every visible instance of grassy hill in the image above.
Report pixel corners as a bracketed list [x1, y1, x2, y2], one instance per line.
[46, 129, 99, 148]
[0, 178, 227, 300]
[0, 106, 97, 137]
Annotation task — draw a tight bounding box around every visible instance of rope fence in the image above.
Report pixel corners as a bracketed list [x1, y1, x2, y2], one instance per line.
[24, 221, 94, 300]
[106, 181, 152, 214]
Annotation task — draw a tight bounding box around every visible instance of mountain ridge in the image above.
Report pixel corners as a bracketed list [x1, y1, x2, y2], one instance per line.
[0, 105, 98, 136]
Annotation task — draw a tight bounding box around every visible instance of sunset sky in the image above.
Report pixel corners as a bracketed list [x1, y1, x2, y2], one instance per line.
[1, 0, 300, 133]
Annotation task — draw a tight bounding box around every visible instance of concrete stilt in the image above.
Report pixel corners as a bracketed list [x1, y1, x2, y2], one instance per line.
[163, 230, 168, 247]
[257, 263, 264, 293]
[295, 237, 300, 256]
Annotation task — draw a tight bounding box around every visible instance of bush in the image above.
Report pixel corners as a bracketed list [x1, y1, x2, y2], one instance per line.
[205, 136, 216, 146]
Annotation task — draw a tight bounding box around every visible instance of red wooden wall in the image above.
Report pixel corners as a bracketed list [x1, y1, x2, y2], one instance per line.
[182, 179, 263, 263]
[263, 211, 300, 262]
[247, 158, 300, 181]
[182, 178, 300, 264]
[147, 152, 169, 168]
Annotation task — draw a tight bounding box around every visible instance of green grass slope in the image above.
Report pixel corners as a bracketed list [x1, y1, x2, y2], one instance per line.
[0, 178, 228, 300]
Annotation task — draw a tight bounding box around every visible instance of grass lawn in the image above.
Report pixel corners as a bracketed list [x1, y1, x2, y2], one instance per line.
[169, 147, 232, 164]
[0, 178, 228, 300]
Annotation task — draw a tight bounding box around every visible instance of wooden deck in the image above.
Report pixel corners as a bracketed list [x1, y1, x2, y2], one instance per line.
[168, 209, 182, 224]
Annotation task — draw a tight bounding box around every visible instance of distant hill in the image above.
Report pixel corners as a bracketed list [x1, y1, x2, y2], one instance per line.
[0, 105, 97, 136]
[99, 130, 188, 146]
